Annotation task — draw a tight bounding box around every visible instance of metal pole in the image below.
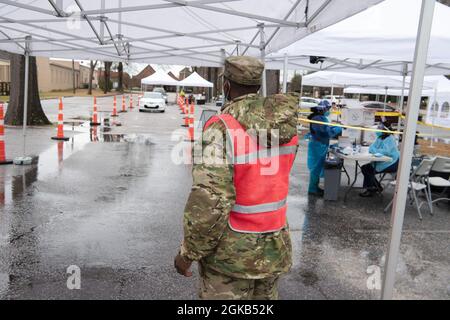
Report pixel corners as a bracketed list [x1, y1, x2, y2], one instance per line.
[430, 87, 437, 148]
[399, 63, 408, 112]
[399, 64, 408, 130]
[299, 76, 304, 105]
[100, 0, 105, 42]
[259, 24, 267, 98]
[384, 87, 388, 105]
[221, 48, 226, 98]
[22, 35, 31, 159]
[282, 53, 288, 94]
[381, 0, 436, 300]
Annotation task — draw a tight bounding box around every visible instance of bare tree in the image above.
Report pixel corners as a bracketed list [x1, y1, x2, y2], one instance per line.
[117, 62, 124, 93]
[103, 61, 112, 94]
[0, 50, 50, 126]
[88, 60, 98, 95]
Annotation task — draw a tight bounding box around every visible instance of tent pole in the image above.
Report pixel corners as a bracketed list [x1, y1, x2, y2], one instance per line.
[430, 87, 438, 148]
[221, 48, 226, 98]
[381, 0, 435, 301]
[282, 53, 288, 94]
[22, 35, 31, 160]
[399, 63, 408, 112]
[299, 74, 304, 105]
[399, 63, 408, 130]
[259, 24, 267, 98]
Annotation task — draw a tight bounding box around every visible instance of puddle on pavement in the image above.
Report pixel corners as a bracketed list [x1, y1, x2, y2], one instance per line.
[0, 123, 155, 205]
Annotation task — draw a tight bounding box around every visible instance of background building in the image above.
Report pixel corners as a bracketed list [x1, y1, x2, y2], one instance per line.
[36, 57, 93, 92]
[0, 59, 10, 96]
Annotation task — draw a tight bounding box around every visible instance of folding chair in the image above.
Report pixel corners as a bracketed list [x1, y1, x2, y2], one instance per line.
[384, 159, 435, 220]
[428, 157, 450, 207]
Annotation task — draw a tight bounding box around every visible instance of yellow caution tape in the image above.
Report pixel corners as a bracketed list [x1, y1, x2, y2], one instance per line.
[299, 110, 450, 131]
[298, 117, 439, 138]
[300, 110, 401, 117]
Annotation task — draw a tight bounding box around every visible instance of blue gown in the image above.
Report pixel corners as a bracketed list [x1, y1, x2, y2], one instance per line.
[307, 115, 342, 193]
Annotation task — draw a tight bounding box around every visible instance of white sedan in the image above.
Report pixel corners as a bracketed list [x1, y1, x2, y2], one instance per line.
[139, 92, 166, 113]
[299, 97, 321, 109]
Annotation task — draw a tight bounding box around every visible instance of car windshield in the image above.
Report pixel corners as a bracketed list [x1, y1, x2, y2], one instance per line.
[144, 92, 163, 99]
[153, 88, 165, 94]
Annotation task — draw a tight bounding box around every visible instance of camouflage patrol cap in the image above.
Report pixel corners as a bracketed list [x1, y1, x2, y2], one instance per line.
[222, 56, 264, 86]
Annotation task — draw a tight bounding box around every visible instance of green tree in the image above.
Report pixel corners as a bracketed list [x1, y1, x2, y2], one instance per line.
[290, 74, 302, 93]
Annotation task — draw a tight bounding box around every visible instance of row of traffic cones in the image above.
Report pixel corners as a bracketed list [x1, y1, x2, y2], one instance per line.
[0, 94, 142, 165]
[178, 97, 195, 142]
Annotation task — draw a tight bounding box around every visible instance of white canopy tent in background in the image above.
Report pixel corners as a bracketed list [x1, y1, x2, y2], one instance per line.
[178, 72, 214, 88]
[343, 75, 450, 125]
[141, 70, 180, 87]
[268, 0, 450, 76]
[302, 71, 435, 91]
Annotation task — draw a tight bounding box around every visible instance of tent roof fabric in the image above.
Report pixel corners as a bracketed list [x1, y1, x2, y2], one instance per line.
[0, 0, 382, 67]
[267, 0, 450, 75]
[141, 70, 179, 86]
[179, 72, 213, 88]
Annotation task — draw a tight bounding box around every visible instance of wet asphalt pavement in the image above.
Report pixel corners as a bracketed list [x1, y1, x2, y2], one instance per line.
[0, 96, 449, 300]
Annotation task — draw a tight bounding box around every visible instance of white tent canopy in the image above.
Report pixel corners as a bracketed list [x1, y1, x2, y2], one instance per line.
[0, 0, 382, 67]
[141, 70, 179, 86]
[267, 0, 450, 75]
[179, 72, 213, 88]
[344, 75, 450, 98]
[302, 71, 435, 90]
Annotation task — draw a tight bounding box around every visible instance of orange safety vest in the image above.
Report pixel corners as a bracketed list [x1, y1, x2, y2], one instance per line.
[204, 114, 298, 234]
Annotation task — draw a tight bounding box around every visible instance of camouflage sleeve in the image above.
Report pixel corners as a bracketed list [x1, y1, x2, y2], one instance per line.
[180, 121, 235, 262]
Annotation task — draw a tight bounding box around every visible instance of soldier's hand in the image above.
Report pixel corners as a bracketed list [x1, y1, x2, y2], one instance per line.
[174, 253, 193, 277]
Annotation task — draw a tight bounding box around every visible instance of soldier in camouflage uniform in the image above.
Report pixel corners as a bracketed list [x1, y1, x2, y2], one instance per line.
[174, 56, 299, 300]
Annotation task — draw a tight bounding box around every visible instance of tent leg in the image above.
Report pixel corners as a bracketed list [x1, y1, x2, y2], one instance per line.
[22, 36, 31, 160]
[381, 0, 435, 301]
[282, 53, 288, 94]
[259, 24, 267, 98]
[399, 64, 408, 129]
[430, 87, 438, 148]
[221, 48, 226, 98]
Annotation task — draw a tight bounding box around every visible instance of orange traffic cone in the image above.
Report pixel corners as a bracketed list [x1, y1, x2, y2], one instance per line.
[0, 103, 13, 165]
[111, 95, 118, 117]
[119, 95, 127, 113]
[186, 102, 195, 142]
[91, 97, 101, 126]
[51, 98, 70, 141]
[129, 95, 133, 109]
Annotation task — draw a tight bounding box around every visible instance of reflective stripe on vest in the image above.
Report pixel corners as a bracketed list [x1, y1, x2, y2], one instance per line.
[232, 199, 287, 214]
[204, 114, 298, 234]
[234, 146, 297, 165]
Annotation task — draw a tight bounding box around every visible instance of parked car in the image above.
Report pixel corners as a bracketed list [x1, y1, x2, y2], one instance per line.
[139, 92, 166, 113]
[195, 93, 207, 105]
[152, 87, 168, 104]
[215, 95, 225, 108]
[323, 95, 345, 106]
[299, 97, 321, 109]
[360, 101, 399, 125]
